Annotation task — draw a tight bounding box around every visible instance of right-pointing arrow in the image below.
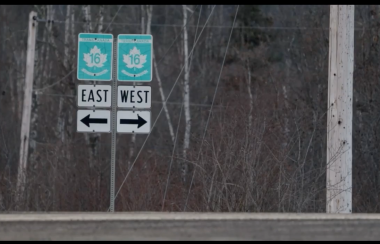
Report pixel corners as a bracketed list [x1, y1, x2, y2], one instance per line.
[120, 114, 147, 128]
[81, 114, 108, 127]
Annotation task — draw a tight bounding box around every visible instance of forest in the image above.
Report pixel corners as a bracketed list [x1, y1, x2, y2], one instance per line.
[0, 5, 379, 212]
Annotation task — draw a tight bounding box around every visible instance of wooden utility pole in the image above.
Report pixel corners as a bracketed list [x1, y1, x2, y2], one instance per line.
[326, 5, 354, 213]
[16, 11, 38, 207]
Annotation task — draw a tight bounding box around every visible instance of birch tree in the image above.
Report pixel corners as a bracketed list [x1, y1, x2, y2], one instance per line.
[71, 6, 75, 54]
[146, 5, 152, 37]
[64, 5, 71, 72]
[82, 5, 92, 33]
[282, 84, 289, 148]
[127, 5, 152, 169]
[31, 6, 52, 156]
[5, 7, 15, 204]
[41, 5, 64, 144]
[70, 5, 76, 127]
[2, 7, 16, 115]
[182, 5, 191, 183]
[56, 5, 72, 143]
[246, 58, 253, 131]
[128, 5, 146, 169]
[148, 5, 175, 143]
[66, 5, 75, 154]
[140, 5, 145, 35]
[82, 5, 99, 165]
[97, 5, 104, 33]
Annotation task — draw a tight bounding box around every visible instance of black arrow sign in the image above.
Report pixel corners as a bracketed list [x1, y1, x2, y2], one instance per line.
[120, 114, 147, 128]
[81, 114, 108, 127]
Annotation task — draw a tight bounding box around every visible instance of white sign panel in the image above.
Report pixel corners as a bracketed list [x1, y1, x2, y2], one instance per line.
[77, 109, 111, 133]
[118, 86, 151, 109]
[77, 85, 112, 108]
[117, 111, 150, 134]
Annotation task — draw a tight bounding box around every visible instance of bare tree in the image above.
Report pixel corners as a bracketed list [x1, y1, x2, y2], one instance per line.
[30, 6, 52, 155]
[66, 5, 76, 161]
[127, 6, 147, 169]
[148, 6, 175, 143]
[71, 5, 75, 51]
[146, 5, 152, 36]
[182, 5, 191, 184]
[98, 5, 104, 33]
[140, 5, 145, 34]
[55, 5, 72, 143]
[246, 58, 253, 131]
[64, 6, 71, 71]
[82, 5, 92, 33]
[82, 5, 100, 167]
[153, 54, 175, 143]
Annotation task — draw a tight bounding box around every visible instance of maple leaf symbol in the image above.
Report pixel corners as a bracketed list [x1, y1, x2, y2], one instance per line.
[123, 46, 147, 69]
[83, 46, 107, 68]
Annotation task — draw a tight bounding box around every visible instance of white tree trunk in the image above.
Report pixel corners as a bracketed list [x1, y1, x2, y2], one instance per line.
[46, 6, 61, 138]
[82, 5, 92, 33]
[55, 5, 71, 143]
[3, 8, 15, 114]
[0, 192, 3, 211]
[182, 5, 191, 183]
[206, 5, 214, 59]
[82, 5, 98, 166]
[64, 5, 71, 71]
[47, 6, 60, 62]
[146, 5, 175, 143]
[146, 5, 152, 35]
[31, 5, 52, 156]
[128, 5, 151, 169]
[66, 5, 75, 161]
[93, 5, 103, 200]
[42, 5, 51, 84]
[282, 58, 291, 149]
[127, 135, 136, 170]
[140, 5, 145, 34]
[153, 54, 175, 143]
[71, 6, 75, 50]
[9, 59, 15, 114]
[128, 6, 144, 168]
[282, 85, 289, 145]
[57, 98, 65, 142]
[17, 51, 25, 120]
[98, 5, 104, 33]
[246, 59, 253, 131]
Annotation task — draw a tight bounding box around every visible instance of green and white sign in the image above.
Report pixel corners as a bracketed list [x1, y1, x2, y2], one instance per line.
[117, 34, 153, 82]
[77, 33, 113, 81]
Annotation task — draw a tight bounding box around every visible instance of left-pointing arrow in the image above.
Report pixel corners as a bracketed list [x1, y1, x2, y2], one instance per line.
[81, 114, 108, 127]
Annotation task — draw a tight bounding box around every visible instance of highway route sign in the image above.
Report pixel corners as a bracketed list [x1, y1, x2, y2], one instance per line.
[117, 34, 152, 82]
[77, 33, 113, 81]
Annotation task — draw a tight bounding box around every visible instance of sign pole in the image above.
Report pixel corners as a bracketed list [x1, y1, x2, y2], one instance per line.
[110, 39, 118, 212]
[326, 5, 354, 213]
[16, 11, 38, 209]
[76, 33, 153, 211]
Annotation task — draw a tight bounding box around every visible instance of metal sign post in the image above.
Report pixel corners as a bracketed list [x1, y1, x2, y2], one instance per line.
[76, 33, 153, 212]
[110, 38, 118, 212]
